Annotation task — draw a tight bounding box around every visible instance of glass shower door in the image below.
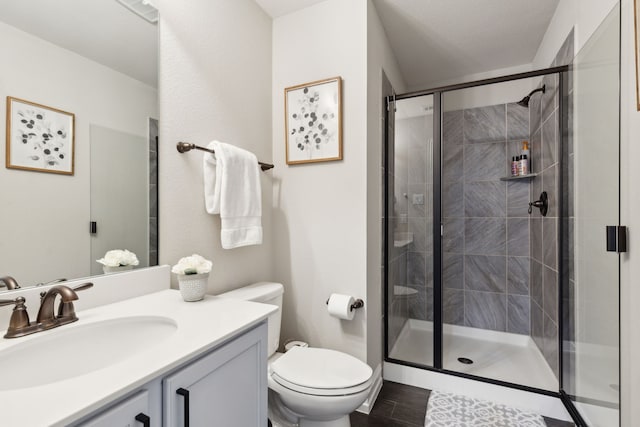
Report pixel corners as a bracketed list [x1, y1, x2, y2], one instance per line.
[565, 4, 620, 426]
[386, 94, 435, 368]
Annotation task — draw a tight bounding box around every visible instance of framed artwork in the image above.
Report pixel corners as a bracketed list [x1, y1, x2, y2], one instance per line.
[285, 76, 342, 164]
[6, 96, 75, 175]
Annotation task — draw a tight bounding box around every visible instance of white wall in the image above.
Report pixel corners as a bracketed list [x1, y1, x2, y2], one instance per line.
[619, 0, 640, 424]
[272, 0, 369, 361]
[157, 0, 274, 293]
[366, 0, 406, 368]
[0, 22, 157, 286]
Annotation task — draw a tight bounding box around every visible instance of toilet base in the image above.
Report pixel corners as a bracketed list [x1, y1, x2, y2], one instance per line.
[299, 415, 351, 427]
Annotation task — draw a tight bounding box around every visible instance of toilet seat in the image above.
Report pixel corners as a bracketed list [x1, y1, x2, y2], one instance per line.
[270, 347, 373, 397]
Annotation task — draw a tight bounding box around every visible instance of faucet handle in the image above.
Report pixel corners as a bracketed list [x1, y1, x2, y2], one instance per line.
[57, 282, 93, 318]
[1, 297, 31, 337]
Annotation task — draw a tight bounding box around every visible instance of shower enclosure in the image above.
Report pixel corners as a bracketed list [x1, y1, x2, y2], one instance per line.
[383, 5, 620, 426]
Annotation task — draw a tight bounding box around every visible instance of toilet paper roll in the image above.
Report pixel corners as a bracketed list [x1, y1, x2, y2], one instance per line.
[327, 293, 356, 320]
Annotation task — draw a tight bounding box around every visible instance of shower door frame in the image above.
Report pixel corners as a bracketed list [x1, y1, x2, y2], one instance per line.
[383, 64, 593, 424]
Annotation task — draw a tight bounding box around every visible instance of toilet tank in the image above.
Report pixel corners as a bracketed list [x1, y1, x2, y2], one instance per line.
[217, 282, 283, 357]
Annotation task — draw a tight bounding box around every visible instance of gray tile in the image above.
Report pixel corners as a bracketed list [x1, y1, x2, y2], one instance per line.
[543, 313, 559, 379]
[443, 110, 463, 146]
[443, 181, 463, 218]
[568, 153, 574, 217]
[408, 184, 426, 218]
[507, 103, 529, 140]
[543, 218, 557, 270]
[408, 285, 428, 321]
[465, 291, 507, 331]
[569, 218, 575, 282]
[408, 147, 427, 185]
[407, 252, 426, 287]
[464, 142, 506, 182]
[531, 128, 542, 176]
[443, 253, 463, 289]
[507, 218, 529, 257]
[465, 218, 506, 255]
[507, 181, 530, 218]
[531, 301, 544, 351]
[541, 73, 558, 123]
[443, 288, 464, 325]
[530, 218, 543, 263]
[508, 257, 530, 295]
[542, 165, 558, 217]
[443, 141, 463, 183]
[443, 218, 464, 253]
[464, 181, 506, 217]
[530, 91, 542, 135]
[542, 110, 557, 170]
[465, 255, 506, 293]
[463, 105, 506, 143]
[531, 174, 543, 219]
[507, 295, 531, 335]
[531, 260, 543, 307]
[408, 216, 427, 253]
[543, 265, 558, 323]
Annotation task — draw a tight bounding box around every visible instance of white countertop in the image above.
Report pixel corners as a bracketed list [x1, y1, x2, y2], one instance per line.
[0, 289, 276, 427]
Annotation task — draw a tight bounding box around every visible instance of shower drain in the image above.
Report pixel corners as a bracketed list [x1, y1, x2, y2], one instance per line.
[457, 357, 474, 365]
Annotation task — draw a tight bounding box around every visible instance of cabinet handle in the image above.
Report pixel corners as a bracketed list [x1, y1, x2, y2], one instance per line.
[135, 412, 150, 427]
[176, 387, 190, 427]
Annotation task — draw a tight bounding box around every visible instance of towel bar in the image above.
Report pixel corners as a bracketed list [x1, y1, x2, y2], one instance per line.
[177, 142, 274, 171]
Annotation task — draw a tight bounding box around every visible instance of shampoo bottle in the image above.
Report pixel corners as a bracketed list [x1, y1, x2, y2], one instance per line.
[521, 141, 530, 173]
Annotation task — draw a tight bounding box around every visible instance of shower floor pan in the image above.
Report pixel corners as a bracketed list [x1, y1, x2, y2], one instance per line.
[389, 319, 558, 391]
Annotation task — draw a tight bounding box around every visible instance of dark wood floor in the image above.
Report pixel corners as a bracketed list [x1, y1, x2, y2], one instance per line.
[350, 380, 575, 427]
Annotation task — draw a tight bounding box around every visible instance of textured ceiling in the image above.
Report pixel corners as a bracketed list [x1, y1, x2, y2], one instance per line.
[0, 0, 158, 87]
[372, 0, 560, 89]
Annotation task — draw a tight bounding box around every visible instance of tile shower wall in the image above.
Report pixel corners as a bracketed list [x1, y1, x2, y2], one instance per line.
[149, 117, 159, 266]
[396, 115, 433, 323]
[387, 103, 409, 353]
[442, 102, 531, 334]
[530, 29, 574, 381]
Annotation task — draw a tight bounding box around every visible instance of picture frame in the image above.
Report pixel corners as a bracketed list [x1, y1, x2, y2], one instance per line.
[285, 76, 342, 165]
[635, 0, 640, 110]
[6, 96, 75, 175]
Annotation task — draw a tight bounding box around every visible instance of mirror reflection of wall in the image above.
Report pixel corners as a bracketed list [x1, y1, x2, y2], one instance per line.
[0, 0, 158, 288]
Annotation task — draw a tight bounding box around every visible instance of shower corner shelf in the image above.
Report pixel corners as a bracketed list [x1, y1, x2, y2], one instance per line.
[500, 173, 538, 181]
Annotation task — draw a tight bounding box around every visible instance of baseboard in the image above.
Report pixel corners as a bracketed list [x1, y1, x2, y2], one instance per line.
[356, 363, 382, 414]
[384, 361, 573, 421]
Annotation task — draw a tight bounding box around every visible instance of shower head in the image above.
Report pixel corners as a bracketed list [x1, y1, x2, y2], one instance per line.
[516, 84, 546, 108]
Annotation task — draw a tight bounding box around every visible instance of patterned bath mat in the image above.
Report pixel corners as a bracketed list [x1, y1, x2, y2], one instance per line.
[425, 390, 547, 427]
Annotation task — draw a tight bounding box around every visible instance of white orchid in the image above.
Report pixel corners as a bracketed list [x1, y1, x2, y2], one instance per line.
[97, 249, 139, 267]
[172, 254, 212, 275]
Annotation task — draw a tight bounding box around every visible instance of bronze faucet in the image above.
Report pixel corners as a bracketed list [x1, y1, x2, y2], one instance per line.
[0, 283, 93, 338]
[0, 276, 20, 290]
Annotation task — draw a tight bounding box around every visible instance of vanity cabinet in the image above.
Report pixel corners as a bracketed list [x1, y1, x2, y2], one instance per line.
[76, 322, 267, 427]
[164, 323, 267, 426]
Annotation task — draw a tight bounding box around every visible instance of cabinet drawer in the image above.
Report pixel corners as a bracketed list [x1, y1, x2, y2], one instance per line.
[81, 390, 151, 427]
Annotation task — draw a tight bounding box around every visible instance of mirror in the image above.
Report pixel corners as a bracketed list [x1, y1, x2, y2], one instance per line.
[0, 0, 158, 290]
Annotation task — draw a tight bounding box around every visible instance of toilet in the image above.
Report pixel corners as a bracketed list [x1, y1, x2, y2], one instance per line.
[218, 282, 373, 427]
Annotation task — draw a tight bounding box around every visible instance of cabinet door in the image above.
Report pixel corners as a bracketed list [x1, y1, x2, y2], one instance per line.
[81, 390, 151, 427]
[163, 322, 267, 427]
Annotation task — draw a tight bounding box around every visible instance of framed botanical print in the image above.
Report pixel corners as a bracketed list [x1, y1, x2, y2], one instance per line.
[6, 96, 75, 175]
[285, 76, 342, 165]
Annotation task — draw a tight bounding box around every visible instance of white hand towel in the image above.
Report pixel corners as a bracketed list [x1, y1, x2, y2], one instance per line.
[203, 141, 263, 249]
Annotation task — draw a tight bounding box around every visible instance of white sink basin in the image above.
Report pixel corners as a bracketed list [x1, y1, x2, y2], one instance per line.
[0, 316, 177, 390]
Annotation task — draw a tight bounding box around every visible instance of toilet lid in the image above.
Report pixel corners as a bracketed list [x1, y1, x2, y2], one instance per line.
[270, 347, 372, 390]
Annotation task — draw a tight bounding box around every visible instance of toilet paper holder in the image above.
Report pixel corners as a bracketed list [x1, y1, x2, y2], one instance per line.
[325, 297, 364, 312]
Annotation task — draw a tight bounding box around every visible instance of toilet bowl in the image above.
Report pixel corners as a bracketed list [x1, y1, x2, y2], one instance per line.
[218, 282, 373, 427]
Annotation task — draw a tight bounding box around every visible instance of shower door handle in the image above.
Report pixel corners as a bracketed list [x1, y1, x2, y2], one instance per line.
[606, 225, 627, 253]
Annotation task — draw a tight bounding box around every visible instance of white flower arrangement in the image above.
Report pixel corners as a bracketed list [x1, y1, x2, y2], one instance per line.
[97, 249, 140, 267]
[172, 254, 212, 275]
